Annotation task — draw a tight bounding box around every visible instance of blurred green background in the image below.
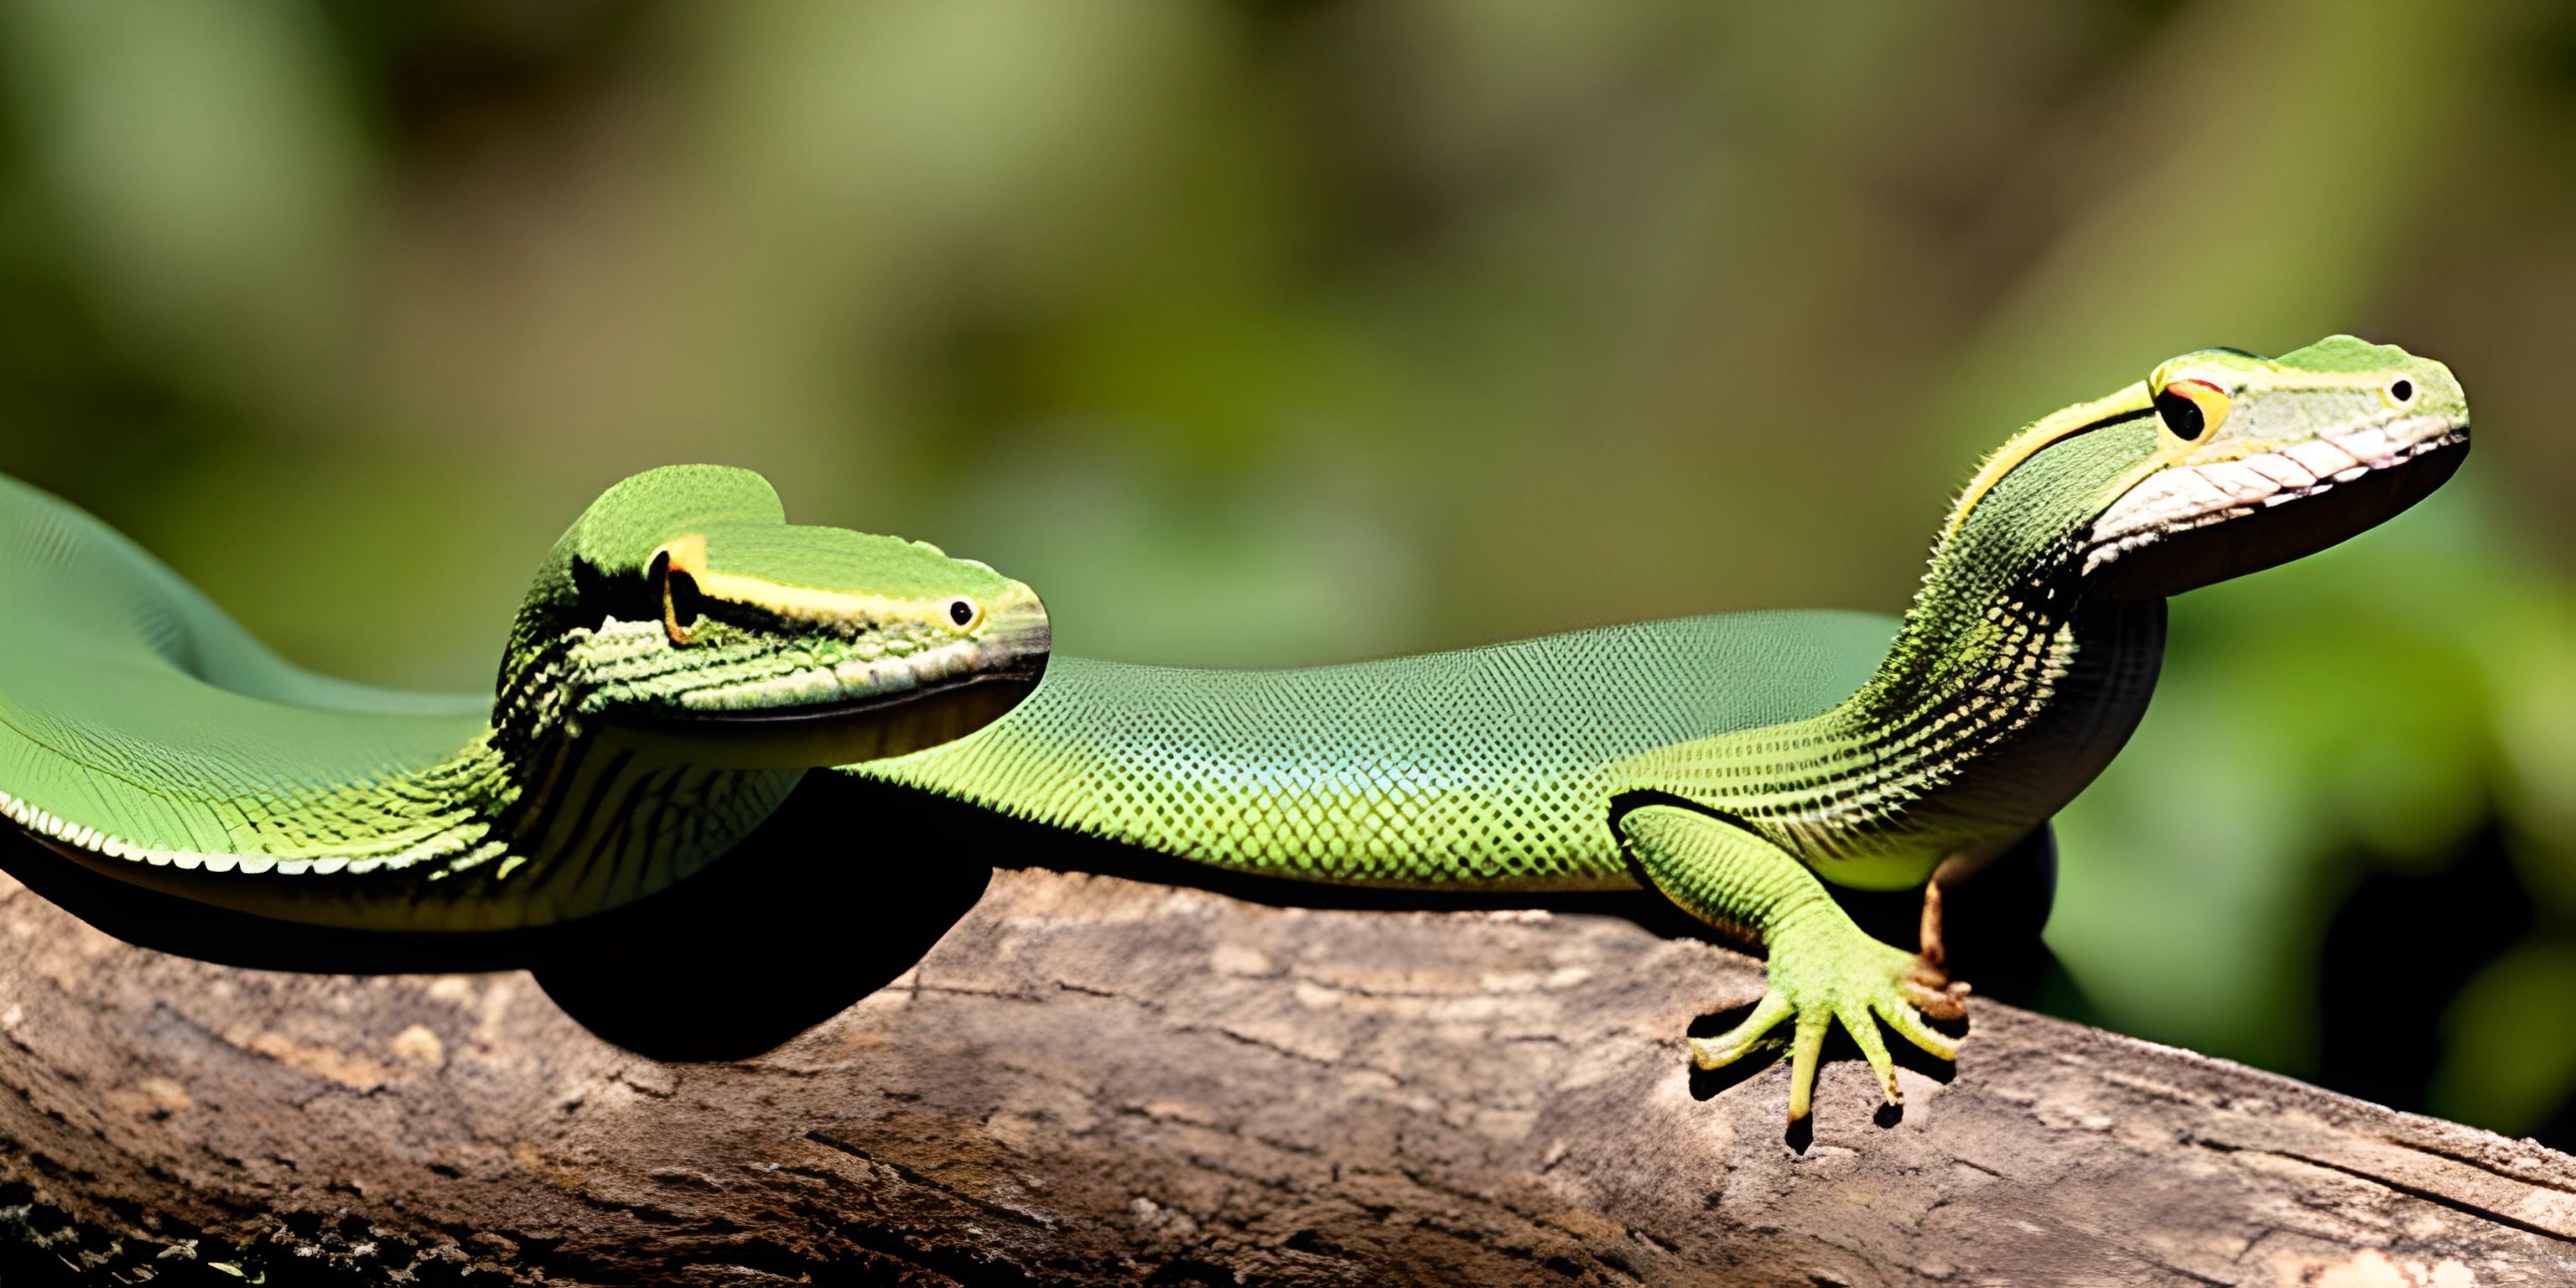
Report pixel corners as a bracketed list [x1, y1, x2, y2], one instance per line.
[3, 2, 2575, 1143]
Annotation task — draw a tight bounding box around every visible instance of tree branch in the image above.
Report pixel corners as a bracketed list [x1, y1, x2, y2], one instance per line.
[0, 858, 2570, 1285]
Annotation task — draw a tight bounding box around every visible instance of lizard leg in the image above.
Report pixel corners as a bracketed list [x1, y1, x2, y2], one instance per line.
[1919, 823, 2055, 995]
[1618, 803, 1961, 1122]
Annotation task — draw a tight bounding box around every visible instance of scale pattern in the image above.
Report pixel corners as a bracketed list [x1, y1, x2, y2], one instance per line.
[0, 476, 496, 870]
[0, 471, 1007, 932]
[864, 611, 1897, 887]
[0, 481, 793, 930]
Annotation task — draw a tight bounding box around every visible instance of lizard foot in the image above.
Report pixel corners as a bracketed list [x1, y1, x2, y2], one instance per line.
[1690, 911, 1968, 1122]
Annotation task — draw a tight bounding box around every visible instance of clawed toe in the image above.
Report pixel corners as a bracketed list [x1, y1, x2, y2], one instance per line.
[1899, 956, 1970, 1021]
[1687, 1031, 1789, 1071]
[1690, 991, 1794, 1070]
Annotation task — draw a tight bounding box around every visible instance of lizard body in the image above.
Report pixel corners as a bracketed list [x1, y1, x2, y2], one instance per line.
[857, 336, 2470, 1120]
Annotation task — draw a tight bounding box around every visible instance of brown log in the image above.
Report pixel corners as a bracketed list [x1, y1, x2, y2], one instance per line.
[1, 839, 2573, 1286]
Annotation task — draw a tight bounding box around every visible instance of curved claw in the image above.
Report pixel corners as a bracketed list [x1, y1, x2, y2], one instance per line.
[1876, 995, 1958, 1063]
[1841, 1004, 1903, 1104]
[1688, 990, 1795, 1070]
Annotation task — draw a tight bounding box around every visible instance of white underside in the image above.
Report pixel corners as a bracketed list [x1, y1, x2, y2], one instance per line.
[2084, 414, 2464, 576]
[0, 784, 497, 876]
[677, 631, 998, 711]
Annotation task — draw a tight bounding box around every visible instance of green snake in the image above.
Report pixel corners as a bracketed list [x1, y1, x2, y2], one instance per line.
[851, 335, 2469, 1121]
[0, 465, 1048, 933]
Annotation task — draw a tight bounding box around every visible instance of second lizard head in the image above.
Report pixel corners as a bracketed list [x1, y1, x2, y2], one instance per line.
[499, 465, 1049, 768]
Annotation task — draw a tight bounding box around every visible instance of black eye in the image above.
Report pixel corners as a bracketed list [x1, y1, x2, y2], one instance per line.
[2153, 387, 2207, 441]
[668, 570, 704, 627]
[2391, 378, 2413, 403]
[948, 598, 976, 627]
[655, 551, 704, 642]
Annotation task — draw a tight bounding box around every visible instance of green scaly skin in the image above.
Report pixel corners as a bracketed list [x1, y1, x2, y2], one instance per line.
[0, 465, 1048, 932]
[855, 336, 2470, 1123]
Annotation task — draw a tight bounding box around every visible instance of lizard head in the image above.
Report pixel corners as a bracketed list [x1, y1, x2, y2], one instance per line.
[501, 465, 1048, 767]
[1938, 335, 2469, 600]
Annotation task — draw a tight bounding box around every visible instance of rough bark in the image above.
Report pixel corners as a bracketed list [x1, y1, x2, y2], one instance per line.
[0, 851, 2571, 1287]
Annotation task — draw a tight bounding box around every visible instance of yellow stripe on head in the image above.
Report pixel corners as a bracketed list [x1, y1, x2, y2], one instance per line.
[1940, 381, 2153, 545]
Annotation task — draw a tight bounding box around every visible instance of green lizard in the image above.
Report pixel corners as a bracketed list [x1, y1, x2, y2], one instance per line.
[0, 464, 1046, 933]
[854, 335, 2470, 1123]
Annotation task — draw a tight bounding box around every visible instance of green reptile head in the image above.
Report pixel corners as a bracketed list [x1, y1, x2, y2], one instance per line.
[500, 465, 1049, 768]
[1940, 335, 2469, 600]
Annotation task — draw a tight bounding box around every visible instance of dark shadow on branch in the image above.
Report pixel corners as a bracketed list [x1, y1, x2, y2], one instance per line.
[0, 773, 2058, 1062]
[0, 776, 990, 1060]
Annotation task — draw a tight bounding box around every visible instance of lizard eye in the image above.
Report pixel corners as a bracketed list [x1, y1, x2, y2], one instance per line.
[656, 550, 704, 644]
[2153, 379, 2231, 444]
[946, 597, 982, 633]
